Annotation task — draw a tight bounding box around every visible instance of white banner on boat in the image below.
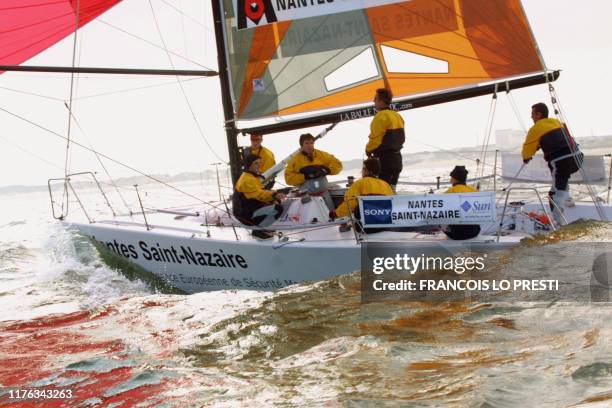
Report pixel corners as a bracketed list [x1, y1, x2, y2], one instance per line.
[232, 0, 407, 30]
[358, 192, 496, 228]
[501, 153, 606, 183]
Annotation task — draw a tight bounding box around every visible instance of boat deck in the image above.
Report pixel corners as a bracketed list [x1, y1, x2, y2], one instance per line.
[74, 205, 525, 251]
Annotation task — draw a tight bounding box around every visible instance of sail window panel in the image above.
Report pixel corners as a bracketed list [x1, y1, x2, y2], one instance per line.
[221, 0, 545, 124]
[236, 11, 381, 120]
[324, 47, 379, 92]
[240, 44, 379, 119]
[381, 45, 448, 74]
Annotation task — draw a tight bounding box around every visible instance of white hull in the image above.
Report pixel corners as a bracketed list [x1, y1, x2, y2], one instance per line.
[69, 215, 520, 293]
[72, 220, 359, 292]
[64, 193, 612, 293]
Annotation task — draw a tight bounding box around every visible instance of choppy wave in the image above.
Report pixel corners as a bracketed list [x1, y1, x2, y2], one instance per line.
[1, 192, 611, 406]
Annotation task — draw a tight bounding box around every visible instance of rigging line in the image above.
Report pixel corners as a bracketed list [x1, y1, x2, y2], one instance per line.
[353, 118, 503, 172]
[548, 82, 606, 220]
[0, 105, 231, 214]
[147, 0, 227, 164]
[179, 0, 188, 62]
[478, 89, 498, 180]
[63, 102, 131, 212]
[61, 0, 80, 214]
[157, 0, 211, 31]
[0, 134, 64, 171]
[507, 89, 527, 132]
[476, 95, 495, 177]
[96, 19, 211, 70]
[0, 86, 63, 102]
[73, 77, 203, 100]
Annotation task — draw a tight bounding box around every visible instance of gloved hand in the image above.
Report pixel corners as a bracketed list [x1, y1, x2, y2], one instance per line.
[273, 191, 287, 202]
[300, 165, 328, 179]
[523, 157, 532, 164]
[328, 210, 337, 220]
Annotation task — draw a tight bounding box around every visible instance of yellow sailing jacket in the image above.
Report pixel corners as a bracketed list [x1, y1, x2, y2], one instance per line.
[445, 184, 477, 194]
[284, 149, 343, 186]
[235, 171, 275, 203]
[245, 146, 276, 174]
[366, 109, 405, 155]
[522, 118, 574, 162]
[335, 176, 394, 218]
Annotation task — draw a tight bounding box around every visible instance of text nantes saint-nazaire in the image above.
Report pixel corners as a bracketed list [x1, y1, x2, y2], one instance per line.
[96, 238, 247, 269]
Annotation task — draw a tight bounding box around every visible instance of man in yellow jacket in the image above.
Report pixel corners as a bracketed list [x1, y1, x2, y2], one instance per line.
[443, 166, 480, 240]
[522, 103, 583, 223]
[285, 133, 342, 209]
[233, 154, 286, 239]
[366, 88, 405, 191]
[332, 158, 393, 218]
[244, 133, 276, 188]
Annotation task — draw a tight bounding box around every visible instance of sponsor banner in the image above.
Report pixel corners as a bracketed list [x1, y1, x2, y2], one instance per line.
[359, 192, 495, 227]
[232, 0, 408, 30]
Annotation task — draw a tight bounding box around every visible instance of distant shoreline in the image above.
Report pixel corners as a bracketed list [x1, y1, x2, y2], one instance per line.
[3, 135, 611, 195]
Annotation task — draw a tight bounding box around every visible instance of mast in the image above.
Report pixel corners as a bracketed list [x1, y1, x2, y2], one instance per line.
[211, 0, 242, 186]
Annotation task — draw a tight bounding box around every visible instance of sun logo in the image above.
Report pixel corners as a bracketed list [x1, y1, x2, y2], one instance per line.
[237, 0, 278, 30]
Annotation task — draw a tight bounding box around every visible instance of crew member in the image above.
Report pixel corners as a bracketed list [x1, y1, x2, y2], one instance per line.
[366, 88, 405, 191]
[331, 158, 393, 218]
[243, 133, 276, 188]
[285, 133, 342, 209]
[233, 154, 286, 239]
[522, 103, 583, 223]
[443, 166, 480, 240]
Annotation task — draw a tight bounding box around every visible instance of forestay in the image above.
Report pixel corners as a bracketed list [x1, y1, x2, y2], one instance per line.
[358, 192, 495, 227]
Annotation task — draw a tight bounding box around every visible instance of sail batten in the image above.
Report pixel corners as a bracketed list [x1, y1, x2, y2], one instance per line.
[220, 0, 547, 132]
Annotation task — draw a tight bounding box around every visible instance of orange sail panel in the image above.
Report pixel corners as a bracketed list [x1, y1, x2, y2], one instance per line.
[221, 0, 545, 122]
[0, 0, 121, 70]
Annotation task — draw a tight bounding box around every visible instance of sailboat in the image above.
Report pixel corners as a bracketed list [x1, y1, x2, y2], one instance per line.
[2, 0, 611, 293]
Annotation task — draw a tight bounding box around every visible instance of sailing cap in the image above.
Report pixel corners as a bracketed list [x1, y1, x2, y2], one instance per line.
[243, 153, 260, 169]
[450, 165, 468, 183]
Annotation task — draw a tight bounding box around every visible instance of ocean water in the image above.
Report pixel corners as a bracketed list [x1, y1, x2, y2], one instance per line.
[1, 180, 612, 407]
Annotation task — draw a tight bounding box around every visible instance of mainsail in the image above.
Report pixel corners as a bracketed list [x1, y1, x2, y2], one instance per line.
[0, 0, 121, 71]
[220, 0, 548, 133]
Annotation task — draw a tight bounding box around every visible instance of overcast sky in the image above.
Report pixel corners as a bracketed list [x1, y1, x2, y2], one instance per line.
[1, 0, 611, 187]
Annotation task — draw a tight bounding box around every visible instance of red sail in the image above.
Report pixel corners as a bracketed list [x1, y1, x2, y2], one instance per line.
[0, 0, 121, 71]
